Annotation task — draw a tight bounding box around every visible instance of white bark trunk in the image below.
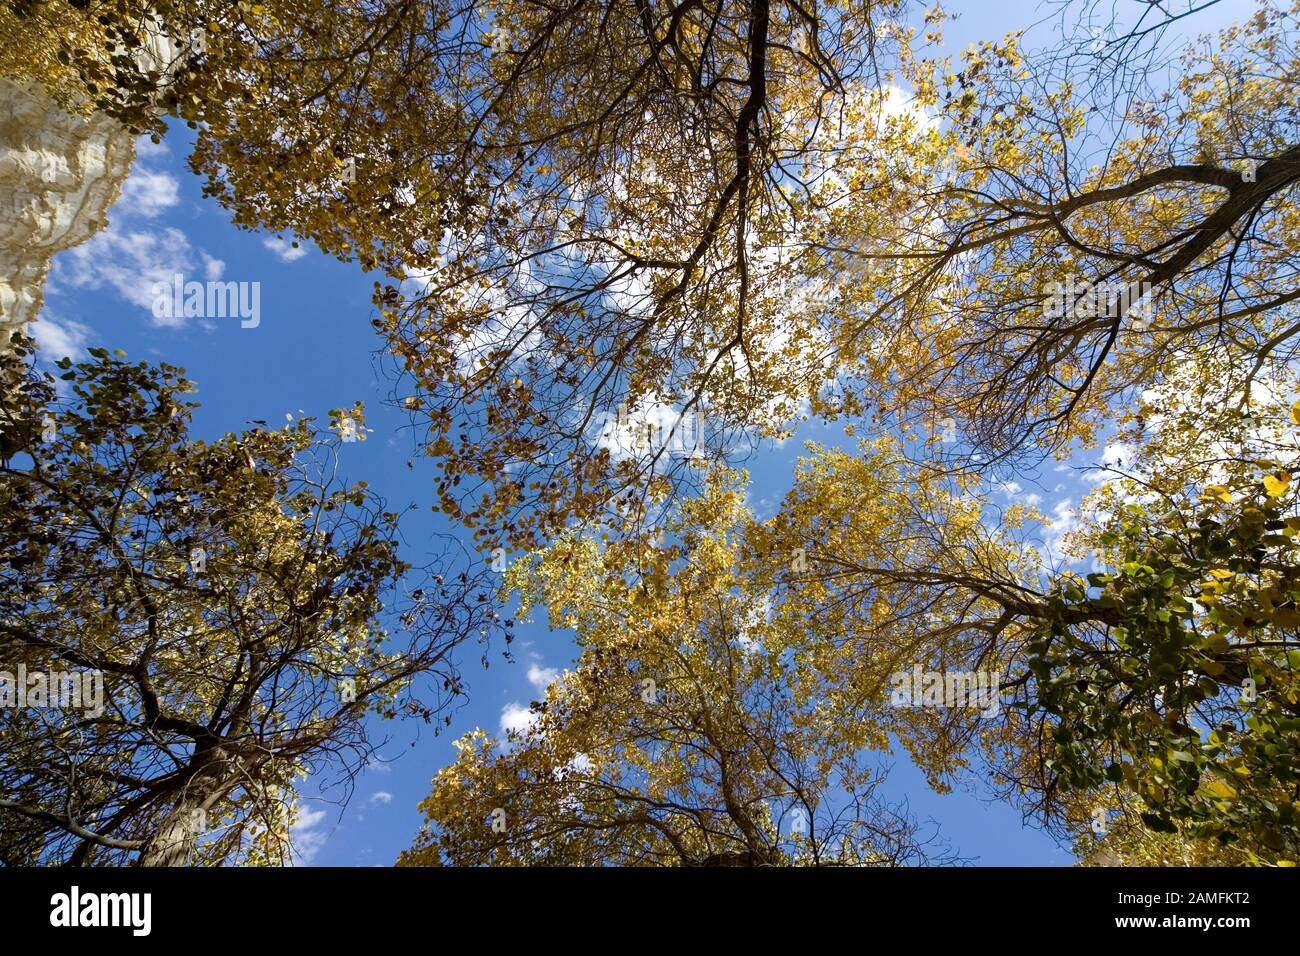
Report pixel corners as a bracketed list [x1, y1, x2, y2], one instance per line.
[0, 78, 135, 351]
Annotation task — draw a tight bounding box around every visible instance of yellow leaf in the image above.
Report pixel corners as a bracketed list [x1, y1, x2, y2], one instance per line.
[1201, 485, 1232, 504]
[1263, 474, 1290, 497]
[1203, 779, 1237, 800]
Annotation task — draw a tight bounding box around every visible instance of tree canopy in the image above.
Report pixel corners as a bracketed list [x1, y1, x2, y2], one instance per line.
[0, 338, 510, 864]
[4, 0, 1300, 866]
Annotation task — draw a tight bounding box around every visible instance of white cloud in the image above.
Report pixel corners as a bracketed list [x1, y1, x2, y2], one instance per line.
[31, 312, 91, 362]
[569, 753, 592, 774]
[117, 167, 180, 218]
[1043, 499, 1079, 558]
[368, 791, 393, 805]
[526, 663, 559, 693]
[50, 154, 226, 329]
[263, 236, 308, 262]
[57, 225, 206, 327]
[290, 806, 328, 865]
[134, 134, 170, 160]
[500, 701, 540, 737]
[584, 392, 709, 462]
[1085, 442, 1133, 482]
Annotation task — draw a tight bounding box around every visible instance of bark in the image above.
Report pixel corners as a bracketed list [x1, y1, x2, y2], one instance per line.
[136, 765, 229, 867]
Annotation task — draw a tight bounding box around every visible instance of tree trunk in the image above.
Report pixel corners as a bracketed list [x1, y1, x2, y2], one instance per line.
[138, 791, 212, 867]
[136, 767, 228, 867]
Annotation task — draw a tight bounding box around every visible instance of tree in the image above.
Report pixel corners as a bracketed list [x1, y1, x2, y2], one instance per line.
[1027, 477, 1300, 867]
[0, 0, 468, 269]
[401, 472, 958, 865]
[9, 3, 1298, 542]
[0, 337, 511, 865]
[407, 340, 1300, 866]
[1018, 365, 1300, 866]
[2, 0, 911, 548]
[758, 370, 1300, 864]
[817, 2, 1300, 465]
[11, 0, 1300, 867]
[0, 2, 115, 117]
[373, 0, 1300, 545]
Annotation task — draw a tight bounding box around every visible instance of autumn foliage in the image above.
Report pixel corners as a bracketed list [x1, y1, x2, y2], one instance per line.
[3, 0, 1300, 866]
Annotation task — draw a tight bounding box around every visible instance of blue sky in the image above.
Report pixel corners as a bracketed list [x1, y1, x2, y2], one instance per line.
[31, 1, 1246, 866]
